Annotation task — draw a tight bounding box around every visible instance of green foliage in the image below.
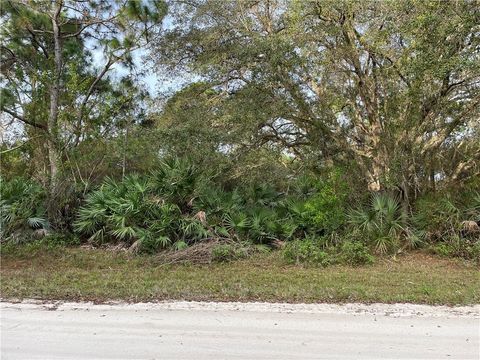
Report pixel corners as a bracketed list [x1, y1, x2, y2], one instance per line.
[43, 233, 81, 247]
[349, 194, 406, 254]
[173, 240, 188, 251]
[73, 159, 353, 253]
[430, 243, 453, 257]
[74, 174, 187, 250]
[301, 171, 349, 233]
[413, 191, 480, 242]
[1, 0, 166, 228]
[338, 241, 374, 266]
[211, 243, 248, 263]
[0, 177, 48, 239]
[5, 163, 477, 265]
[0, 233, 79, 257]
[283, 237, 374, 267]
[158, 0, 480, 195]
[429, 238, 480, 263]
[282, 237, 334, 267]
[150, 158, 204, 208]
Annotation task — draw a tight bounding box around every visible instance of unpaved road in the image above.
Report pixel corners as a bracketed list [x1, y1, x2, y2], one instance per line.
[1, 301, 479, 359]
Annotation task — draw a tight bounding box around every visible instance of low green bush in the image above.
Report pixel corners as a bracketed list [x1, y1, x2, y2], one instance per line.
[211, 243, 249, 262]
[42, 233, 81, 247]
[212, 244, 235, 262]
[429, 238, 480, 263]
[429, 243, 453, 257]
[348, 194, 407, 254]
[0, 233, 78, 258]
[73, 161, 353, 253]
[283, 236, 375, 267]
[282, 237, 334, 266]
[464, 242, 480, 263]
[338, 241, 374, 266]
[288, 170, 349, 235]
[413, 191, 480, 242]
[0, 177, 48, 240]
[73, 174, 212, 252]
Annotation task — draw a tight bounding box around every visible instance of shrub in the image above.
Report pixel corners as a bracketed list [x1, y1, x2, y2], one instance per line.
[429, 238, 480, 262]
[211, 243, 250, 262]
[0, 177, 48, 240]
[74, 175, 149, 244]
[137, 231, 171, 254]
[338, 241, 374, 266]
[282, 237, 334, 266]
[466, 242, 480, 263]
[0, 233, 79, 258]
[414, 192, 480, 242]
[295, 170, 349, 234]
[149, 158, 205, 209]
[73, 174, 212, 251]
[283, 237, 374, 267]
[211, 244, 237, 262]
[42, 232, 81, 247]
[348, 193, 405, 254]
[429, 243, 453, 257]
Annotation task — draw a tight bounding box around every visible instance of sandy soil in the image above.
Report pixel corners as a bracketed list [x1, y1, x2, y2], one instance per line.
[1, 301, 479, 359]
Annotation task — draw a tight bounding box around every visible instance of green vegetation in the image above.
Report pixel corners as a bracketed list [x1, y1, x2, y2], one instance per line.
[0, 0, 479, 303]
[2, 161, 478, 266]
[0, 178, 48, 240]
[282, 237, 374, 267]
[1, 245, 478, 305]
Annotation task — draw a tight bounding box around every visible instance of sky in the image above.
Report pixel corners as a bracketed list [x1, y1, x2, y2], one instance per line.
[88, 14, 186, 98]
[89, 42, 177, 97]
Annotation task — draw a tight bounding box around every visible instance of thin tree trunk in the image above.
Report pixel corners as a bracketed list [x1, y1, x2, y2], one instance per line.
[47, 1, 63, 221]
[122, 122, 129, 179]
[400, 178, 410, 227]
[430, 156, 436, 192]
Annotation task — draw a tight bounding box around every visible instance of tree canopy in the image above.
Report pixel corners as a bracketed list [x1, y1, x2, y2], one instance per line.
[153, 0, 480, 196]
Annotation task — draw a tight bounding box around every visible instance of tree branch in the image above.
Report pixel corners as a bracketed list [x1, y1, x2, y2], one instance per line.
[2, 107, 47, 130]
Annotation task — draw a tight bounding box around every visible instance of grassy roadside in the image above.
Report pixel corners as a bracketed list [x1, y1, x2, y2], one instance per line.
[1, 245, 479, 305]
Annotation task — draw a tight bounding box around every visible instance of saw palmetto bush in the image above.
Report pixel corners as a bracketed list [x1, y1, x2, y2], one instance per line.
[0, 177, 48, 241]
[73, 160, 350, 252]
[149, 157, 205, 209]
[74, 175, 151, 243]
[74, 173, 212, 252]
[414, 190, 480, 260]
[348, 194, 410, 254]
[194, 182, 289, 244]
[413, 192, 480, 242]
[190, 170, 351, 244]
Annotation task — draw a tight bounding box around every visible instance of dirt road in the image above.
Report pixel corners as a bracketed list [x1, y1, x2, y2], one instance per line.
[1, 301, 479, 359]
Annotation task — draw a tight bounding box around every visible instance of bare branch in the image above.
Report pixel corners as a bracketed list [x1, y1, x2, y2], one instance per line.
[2, 107, 47, 130]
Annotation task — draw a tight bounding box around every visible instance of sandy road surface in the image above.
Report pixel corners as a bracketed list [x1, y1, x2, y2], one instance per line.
[1, 301, 479, 359]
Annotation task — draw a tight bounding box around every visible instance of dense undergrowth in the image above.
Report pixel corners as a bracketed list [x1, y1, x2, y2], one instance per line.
[1, 159, 479, 266]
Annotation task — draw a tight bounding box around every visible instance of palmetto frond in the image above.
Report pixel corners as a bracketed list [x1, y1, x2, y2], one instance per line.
[348, 194, 405, 254]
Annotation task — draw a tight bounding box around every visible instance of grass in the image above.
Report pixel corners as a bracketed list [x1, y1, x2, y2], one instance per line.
[1, 244, 479, 305]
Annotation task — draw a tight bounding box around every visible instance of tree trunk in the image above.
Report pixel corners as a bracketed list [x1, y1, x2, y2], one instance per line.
[366, 125, 386, 192]
[400, 178, 411, 227]
[367, 161, 382, 192]
[122, 123, 129, 179]
[47, 1, 63, 222]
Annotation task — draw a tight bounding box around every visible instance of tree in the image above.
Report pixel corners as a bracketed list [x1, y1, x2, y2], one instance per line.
[155, 81, 297, 187]
[1, 0, 166, 222]
[152, 0, 480, 205]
